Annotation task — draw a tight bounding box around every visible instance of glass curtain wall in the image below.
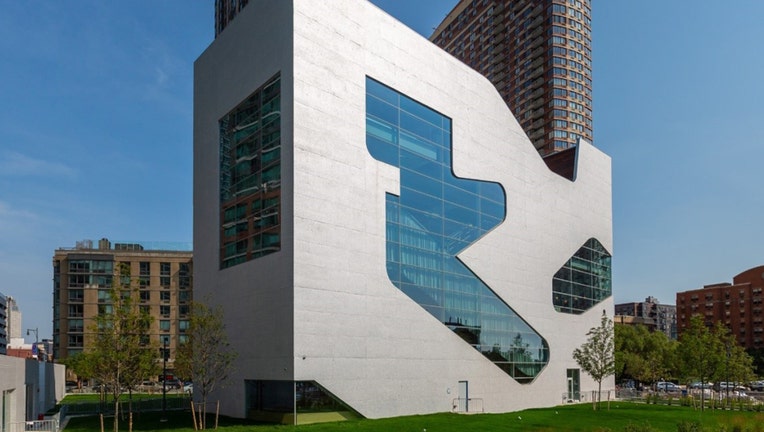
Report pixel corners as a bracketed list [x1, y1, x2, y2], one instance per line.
[365, 77, 549, 383]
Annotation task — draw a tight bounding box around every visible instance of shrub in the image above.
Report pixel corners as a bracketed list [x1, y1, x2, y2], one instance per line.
[676, 420, 701, 432]
[623, 422, 657, 432]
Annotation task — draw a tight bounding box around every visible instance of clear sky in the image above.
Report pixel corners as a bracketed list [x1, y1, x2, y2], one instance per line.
[2, 1, 763, 343]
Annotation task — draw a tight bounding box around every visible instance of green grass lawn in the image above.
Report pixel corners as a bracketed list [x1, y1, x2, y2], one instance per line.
[62, 402, 764, 432]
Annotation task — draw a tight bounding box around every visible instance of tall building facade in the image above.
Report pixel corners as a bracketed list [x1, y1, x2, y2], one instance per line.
[52, 239, 192, 374]
[7, 296, 21, 340]
[194, 0, 612, 423]
[0, 293, 7, 354]
[215, 0, 250, 38]
[676, 266, 764, 349]
[430, 0, 593, 156]
[615, 296, 677, 340]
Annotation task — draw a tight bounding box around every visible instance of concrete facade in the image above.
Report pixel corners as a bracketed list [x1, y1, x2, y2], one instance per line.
[0, 356, 64, 427]
[194, 0, 612, 420]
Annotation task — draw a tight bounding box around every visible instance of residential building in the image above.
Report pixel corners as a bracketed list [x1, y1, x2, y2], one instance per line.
[215, 0, 250, 38]
[7, 295, 21, 340]
[676, 266, 764, 349]
[430, 0, 593, 156]
[615, 296, 677, 339]
[194, 0, 612, 423]
[52, 238, 192, 376]
[0, 293, 7, 354]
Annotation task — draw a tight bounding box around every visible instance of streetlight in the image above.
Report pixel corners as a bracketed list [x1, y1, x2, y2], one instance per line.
[160, 338, 168, 422]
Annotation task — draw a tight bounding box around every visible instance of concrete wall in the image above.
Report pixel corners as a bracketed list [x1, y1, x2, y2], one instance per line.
[289, 0, 612, 418]
[193, 0, 296, 418]
[195, 0, 613, 419]
[0, 356, 26, 426]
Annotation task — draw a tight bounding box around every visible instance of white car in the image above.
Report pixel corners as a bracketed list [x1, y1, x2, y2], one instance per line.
[655, 381, 681, 392]
[183, 382, 193, 393]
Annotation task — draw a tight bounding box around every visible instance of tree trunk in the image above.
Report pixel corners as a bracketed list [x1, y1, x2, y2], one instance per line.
[113, 399, 119, 432]
[597, 380, 602, 411]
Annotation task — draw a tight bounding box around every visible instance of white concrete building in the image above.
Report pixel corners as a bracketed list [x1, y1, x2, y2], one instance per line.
[194, 0, 613, 424]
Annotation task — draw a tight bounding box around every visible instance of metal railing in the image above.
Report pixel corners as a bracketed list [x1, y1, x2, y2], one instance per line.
[451, 397, 485, 413]
[9, 420, 58, 432]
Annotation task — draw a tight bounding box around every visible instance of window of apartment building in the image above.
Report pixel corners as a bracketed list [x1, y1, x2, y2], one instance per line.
[68, 304, 83, 318]
[160, 320, 171, 332]
[140, 305, 150, 315]
[160, 262, 171, 287]
[179, 305, 190, 316]
[159, 335, 171, 346]
[160, 305, 171, 317]
[160, 291, 171, 302]
[178, 291, 190, 303]
[68, 289, 84, 302]
[179, 320, 190, 333]
[139, 261, 150, 288]
[179, 263, 191, 289]
[68, 335, 83, 348]
[68, 274, 88, 287]
[98, 289, 109, 303]
[68, 319, 84, 333]
[98, 304, 113, 315]
[140, 290, 150, 303]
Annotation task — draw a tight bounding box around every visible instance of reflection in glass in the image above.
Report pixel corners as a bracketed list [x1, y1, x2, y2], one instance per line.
[219, 73, 282, 269]
[553, 238, 612, 314]
[366, 77, 549, 383]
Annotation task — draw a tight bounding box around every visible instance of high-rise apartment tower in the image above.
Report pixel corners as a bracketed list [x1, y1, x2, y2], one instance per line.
[215, 0, 250, 38]
[431, 0, 593, 155]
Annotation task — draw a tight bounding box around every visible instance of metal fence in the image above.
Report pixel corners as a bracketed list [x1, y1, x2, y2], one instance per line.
[9, 420, 58, 432]
[451, 397, 485, 413]
[60, 396, 191, 418]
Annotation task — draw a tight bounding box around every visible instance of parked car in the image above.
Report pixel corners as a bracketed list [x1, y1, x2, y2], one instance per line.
[689, 381, 713, 389]
[183, 382, 193, 393]
[655, 381, 681, 392]
[715, 382, 749, 392]
[749, 381, 764, 391]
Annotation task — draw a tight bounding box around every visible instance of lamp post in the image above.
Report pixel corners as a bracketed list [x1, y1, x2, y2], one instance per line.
[726, 343, 731, 409]
[161, 338, 168, 422]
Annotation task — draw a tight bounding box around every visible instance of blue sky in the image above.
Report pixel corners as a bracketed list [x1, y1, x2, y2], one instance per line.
[2, 1, 762, 342]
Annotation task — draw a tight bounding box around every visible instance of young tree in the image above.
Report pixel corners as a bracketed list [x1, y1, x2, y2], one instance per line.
[175, 300, 237, 429]
[713, 321, 755, 402]
[678, 315, 724, 410]
[87, 282, 158, 432]
[573, 313, 615, 410]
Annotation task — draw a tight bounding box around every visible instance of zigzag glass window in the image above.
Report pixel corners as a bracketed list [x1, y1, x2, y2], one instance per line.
[366, 77, 549, 383]
[553, 238, 611, 314]
[219, 73, 281, 269]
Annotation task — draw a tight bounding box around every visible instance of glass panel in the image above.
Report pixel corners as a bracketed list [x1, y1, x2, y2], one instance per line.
[219, 73, 281, 269]
[366, 76, 547, 383]
[552, 238, 611, 314]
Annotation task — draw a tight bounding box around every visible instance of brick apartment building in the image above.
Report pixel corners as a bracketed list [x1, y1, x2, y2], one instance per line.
[676, 266, 764, 349]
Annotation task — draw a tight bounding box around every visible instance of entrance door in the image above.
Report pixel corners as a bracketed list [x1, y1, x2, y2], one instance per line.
[458, 380, 469, 412]
[567, 369, 580, 401]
